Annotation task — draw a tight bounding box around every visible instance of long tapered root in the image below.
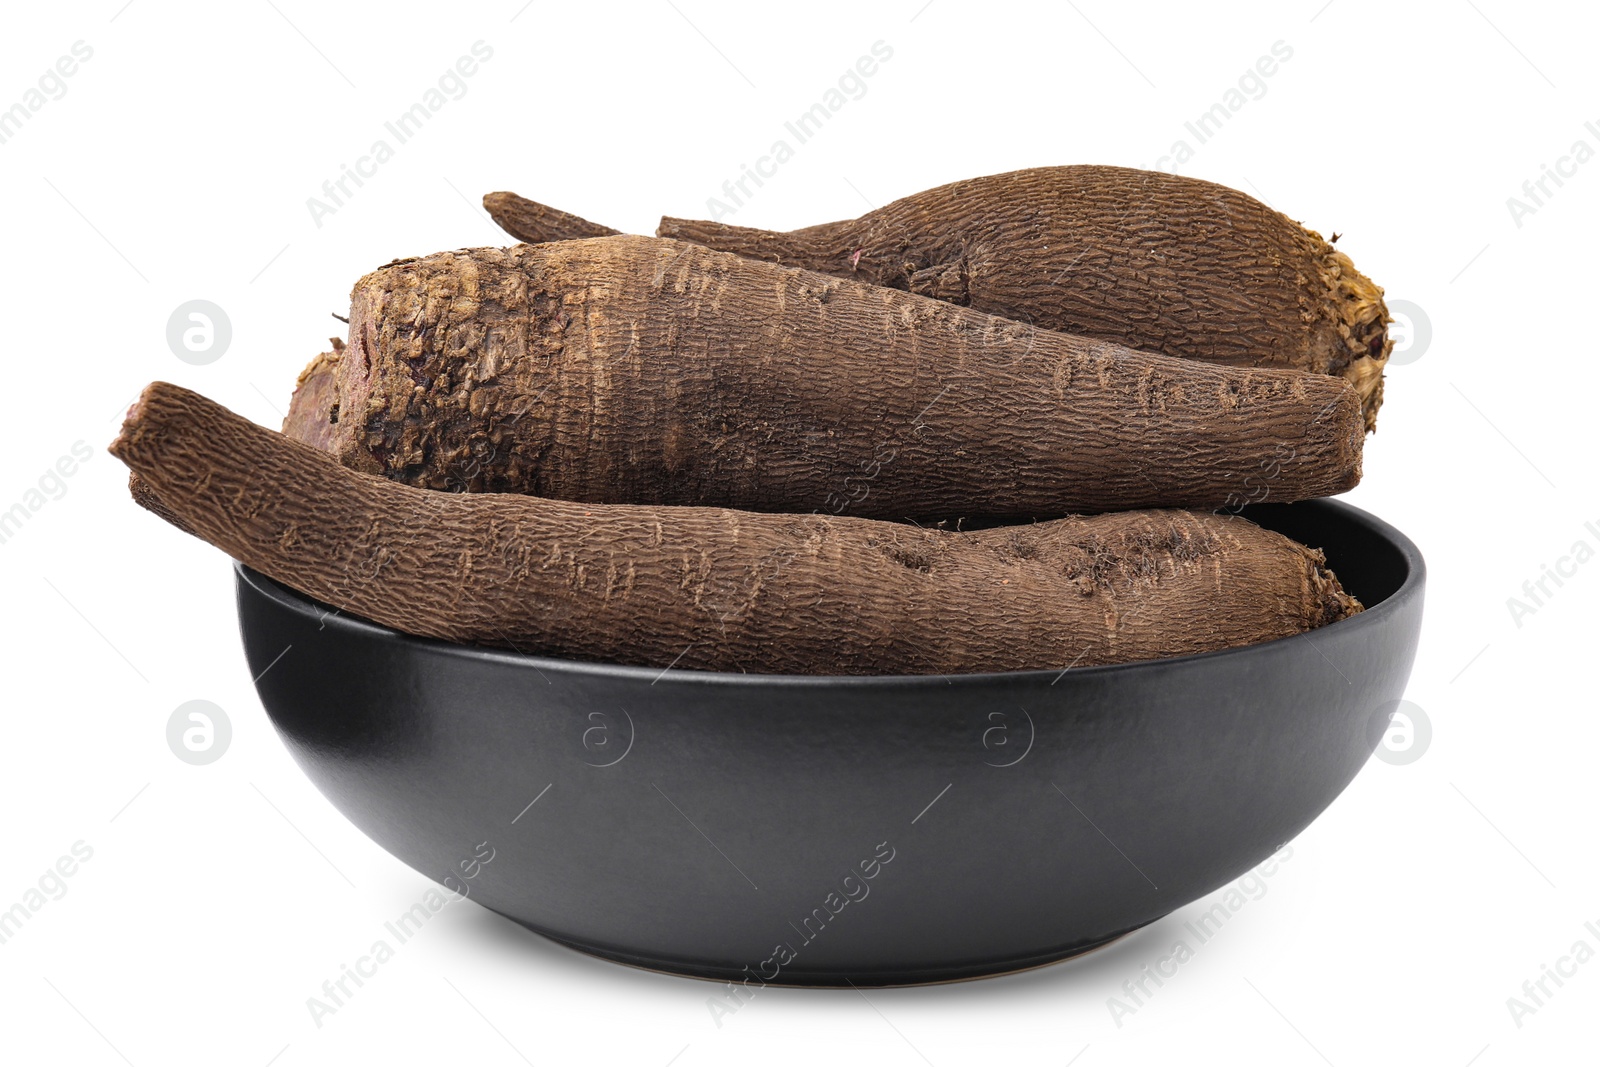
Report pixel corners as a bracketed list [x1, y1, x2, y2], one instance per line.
[118, 382, 1362, 675]
[284, 235, 1367, 520]
[659, 166, 1393, 430]
[483, 192, 621, 244]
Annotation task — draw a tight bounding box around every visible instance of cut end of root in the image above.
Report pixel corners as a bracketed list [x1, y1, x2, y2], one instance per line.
[1307, 547, 1364, 626]
[1318, 245, 1392, 433]
[283, 348, 347, 453]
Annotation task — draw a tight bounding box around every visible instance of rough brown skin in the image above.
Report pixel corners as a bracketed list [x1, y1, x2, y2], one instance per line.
[653, 167, 1391, 428]
[114, 383, 1361, 675]
[285, 235, 1363, 520]
[482, 191, 620, 243]
[486, 168, 1389, 428]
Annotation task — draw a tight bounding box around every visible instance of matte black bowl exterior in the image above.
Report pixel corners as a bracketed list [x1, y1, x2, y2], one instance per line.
[237, 499, 1424, 985]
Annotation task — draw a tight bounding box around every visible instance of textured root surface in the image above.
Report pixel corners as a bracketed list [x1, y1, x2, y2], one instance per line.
[482, 192, 620, 244]
[659, 166, 1392, 430]
[1314, 244, 1391, 431]
[117, 382, 1362, 675]
[285, 235, 1365, 520]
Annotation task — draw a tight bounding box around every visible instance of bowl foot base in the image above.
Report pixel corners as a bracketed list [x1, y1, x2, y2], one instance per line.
[512, 919, 1156, 987]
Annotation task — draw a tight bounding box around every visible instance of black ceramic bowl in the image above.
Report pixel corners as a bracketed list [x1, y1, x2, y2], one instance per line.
[238, 498, 1423, 986]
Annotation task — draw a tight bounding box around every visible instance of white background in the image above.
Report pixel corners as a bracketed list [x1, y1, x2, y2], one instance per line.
[2, 1, 1596, 1064]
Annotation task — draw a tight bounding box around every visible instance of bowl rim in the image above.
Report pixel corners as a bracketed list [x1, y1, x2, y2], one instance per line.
[236, 497, 1424, 689]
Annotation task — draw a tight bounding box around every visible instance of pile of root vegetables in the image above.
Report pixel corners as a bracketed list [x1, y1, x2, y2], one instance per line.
[114, 165, 1392, 675]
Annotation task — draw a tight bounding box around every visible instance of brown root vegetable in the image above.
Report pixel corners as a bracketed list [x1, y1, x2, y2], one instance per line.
[647, 166, 1390, 429]
[481, 191, 620, 243]
[285, 235, 1362, 520]
[114, 382, 1361, 675]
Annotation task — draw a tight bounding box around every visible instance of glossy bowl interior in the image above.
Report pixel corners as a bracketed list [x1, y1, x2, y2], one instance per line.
[238, 498, 1424, 985]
